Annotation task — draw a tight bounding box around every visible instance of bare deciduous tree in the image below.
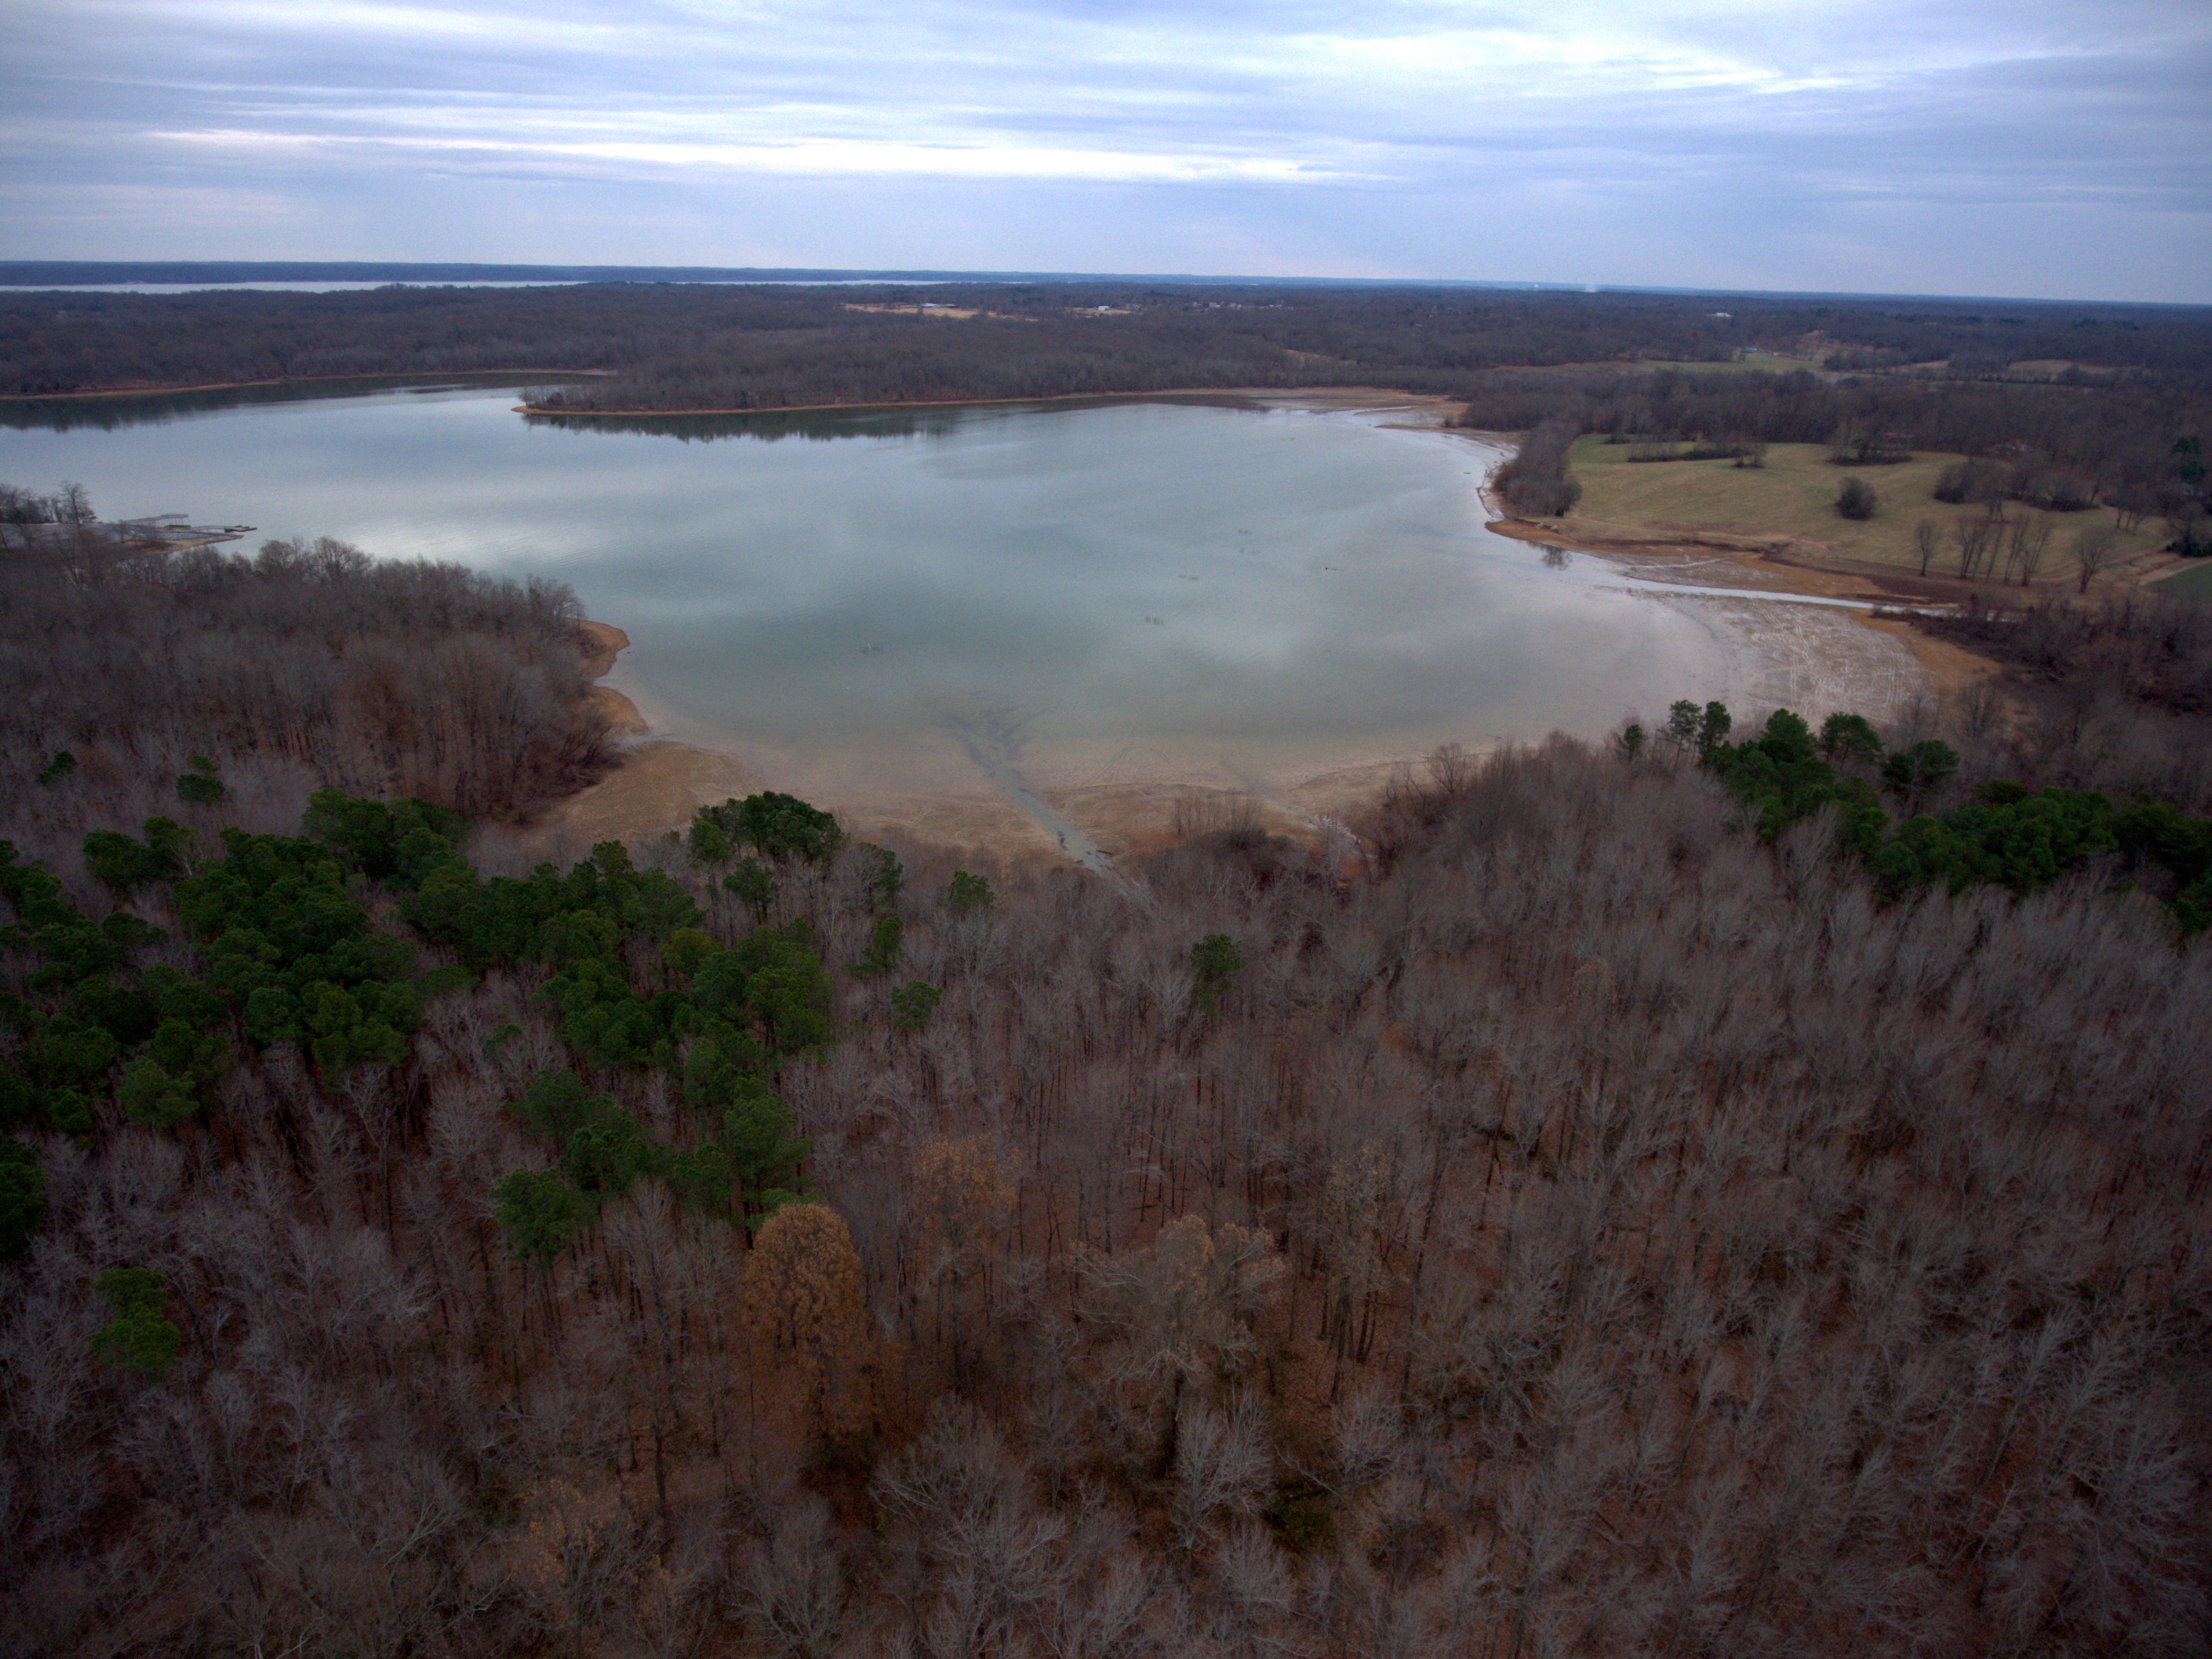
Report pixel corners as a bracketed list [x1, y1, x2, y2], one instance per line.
[740, 1493, 851, 1659]
[2072, 523, 2124, 593]
[1077, 1213, 1286, 1447]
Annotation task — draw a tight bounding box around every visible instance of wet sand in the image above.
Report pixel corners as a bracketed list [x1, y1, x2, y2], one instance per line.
[1479, 502, 2003, 704]
[545, 582, 1948, 869]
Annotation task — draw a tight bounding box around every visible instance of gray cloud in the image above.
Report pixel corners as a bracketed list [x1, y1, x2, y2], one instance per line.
[3, 0, 2205, 298]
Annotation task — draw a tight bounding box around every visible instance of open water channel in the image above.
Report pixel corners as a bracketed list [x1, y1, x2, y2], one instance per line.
[2, 381, 1844, 847]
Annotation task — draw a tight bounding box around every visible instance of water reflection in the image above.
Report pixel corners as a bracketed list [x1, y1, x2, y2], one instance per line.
[524, 404, 993, 445]
[0, 374, 570, 434]
[0, 385, 1720, 805]
[519, 395, 1248, 445]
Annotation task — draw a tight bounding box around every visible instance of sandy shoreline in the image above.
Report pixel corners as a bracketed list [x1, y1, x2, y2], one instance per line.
[1459, 445, 2013, 703]
[539, 400, 1989, 868]
[575, 620, 650, 737]
[1480, 519, 1999, 700]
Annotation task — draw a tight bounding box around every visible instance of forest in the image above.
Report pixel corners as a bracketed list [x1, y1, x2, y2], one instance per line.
[0, 514, 614, 834]
[6, 279, 2211, 416]
[2, 511, 2210, 1657]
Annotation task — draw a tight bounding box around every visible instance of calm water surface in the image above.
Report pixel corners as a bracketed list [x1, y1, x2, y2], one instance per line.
[1, 384, 1716, 800]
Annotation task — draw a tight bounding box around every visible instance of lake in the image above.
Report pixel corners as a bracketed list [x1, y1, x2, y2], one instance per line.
[1, 382, 1760, 845]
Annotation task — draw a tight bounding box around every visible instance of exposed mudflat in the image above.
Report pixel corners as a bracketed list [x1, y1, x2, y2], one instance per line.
[542, 560, 1950, 870]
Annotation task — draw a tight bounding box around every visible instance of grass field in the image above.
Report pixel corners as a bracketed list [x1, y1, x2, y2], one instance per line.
[1510, 354, 1828, 378]
[1567, 439, 2168, 578]
[2156, 561, 2212, 598]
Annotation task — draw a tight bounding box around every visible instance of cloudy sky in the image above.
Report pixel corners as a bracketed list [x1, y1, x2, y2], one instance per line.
[5, 0, 2207, 300]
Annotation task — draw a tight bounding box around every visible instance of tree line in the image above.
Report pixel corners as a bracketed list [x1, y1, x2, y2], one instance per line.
[7, 282, 2208, 418]
[1926, 588, 2212, 726]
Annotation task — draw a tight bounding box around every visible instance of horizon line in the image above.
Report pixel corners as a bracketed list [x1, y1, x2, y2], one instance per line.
[3, 260, 2206, 314]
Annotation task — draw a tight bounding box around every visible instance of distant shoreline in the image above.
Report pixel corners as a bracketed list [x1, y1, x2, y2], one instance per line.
[513, 384, 1467, 420]
[1, 373, 1439, 414]
[6, 368, 616, 403]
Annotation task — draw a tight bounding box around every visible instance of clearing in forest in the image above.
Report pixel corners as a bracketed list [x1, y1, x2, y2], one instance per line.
[2156, 560, 2212, 598]
[1566, 437, 2169, 580]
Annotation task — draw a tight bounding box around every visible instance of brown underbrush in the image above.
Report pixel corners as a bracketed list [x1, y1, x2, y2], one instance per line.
[4, 724, 2207, 1656]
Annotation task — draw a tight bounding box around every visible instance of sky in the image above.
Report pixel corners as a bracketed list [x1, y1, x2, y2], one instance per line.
[4, 0, 2208, 302]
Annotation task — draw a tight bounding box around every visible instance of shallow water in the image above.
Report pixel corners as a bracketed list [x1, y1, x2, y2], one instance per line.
[2, 384, 1729, 803]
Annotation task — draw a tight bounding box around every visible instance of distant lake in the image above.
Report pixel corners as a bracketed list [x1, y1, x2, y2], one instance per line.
[0, 383, 1722, 808]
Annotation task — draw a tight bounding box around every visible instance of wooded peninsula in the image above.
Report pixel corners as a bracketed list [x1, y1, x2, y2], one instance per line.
[2, 278, 2209, 1658]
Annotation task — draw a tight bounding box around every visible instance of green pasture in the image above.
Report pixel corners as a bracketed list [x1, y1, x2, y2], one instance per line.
[1567, 439, 2166, 577]
[2155, 561, 2212, 598]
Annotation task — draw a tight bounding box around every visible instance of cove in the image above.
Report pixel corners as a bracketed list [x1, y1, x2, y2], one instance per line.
[0, 382, 1728, 825]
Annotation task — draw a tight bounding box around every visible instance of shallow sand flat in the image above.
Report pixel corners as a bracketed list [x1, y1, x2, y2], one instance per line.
[1511, 528, 2001, 709]
[1651, 589, 1928, 727]
[526, 739, 757, 861]
[543, 561, 1942, 869]
[533, 737, 1111, 870]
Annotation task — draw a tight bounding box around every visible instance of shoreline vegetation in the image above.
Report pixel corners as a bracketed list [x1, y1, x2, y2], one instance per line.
[0, 523, 618, 831]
